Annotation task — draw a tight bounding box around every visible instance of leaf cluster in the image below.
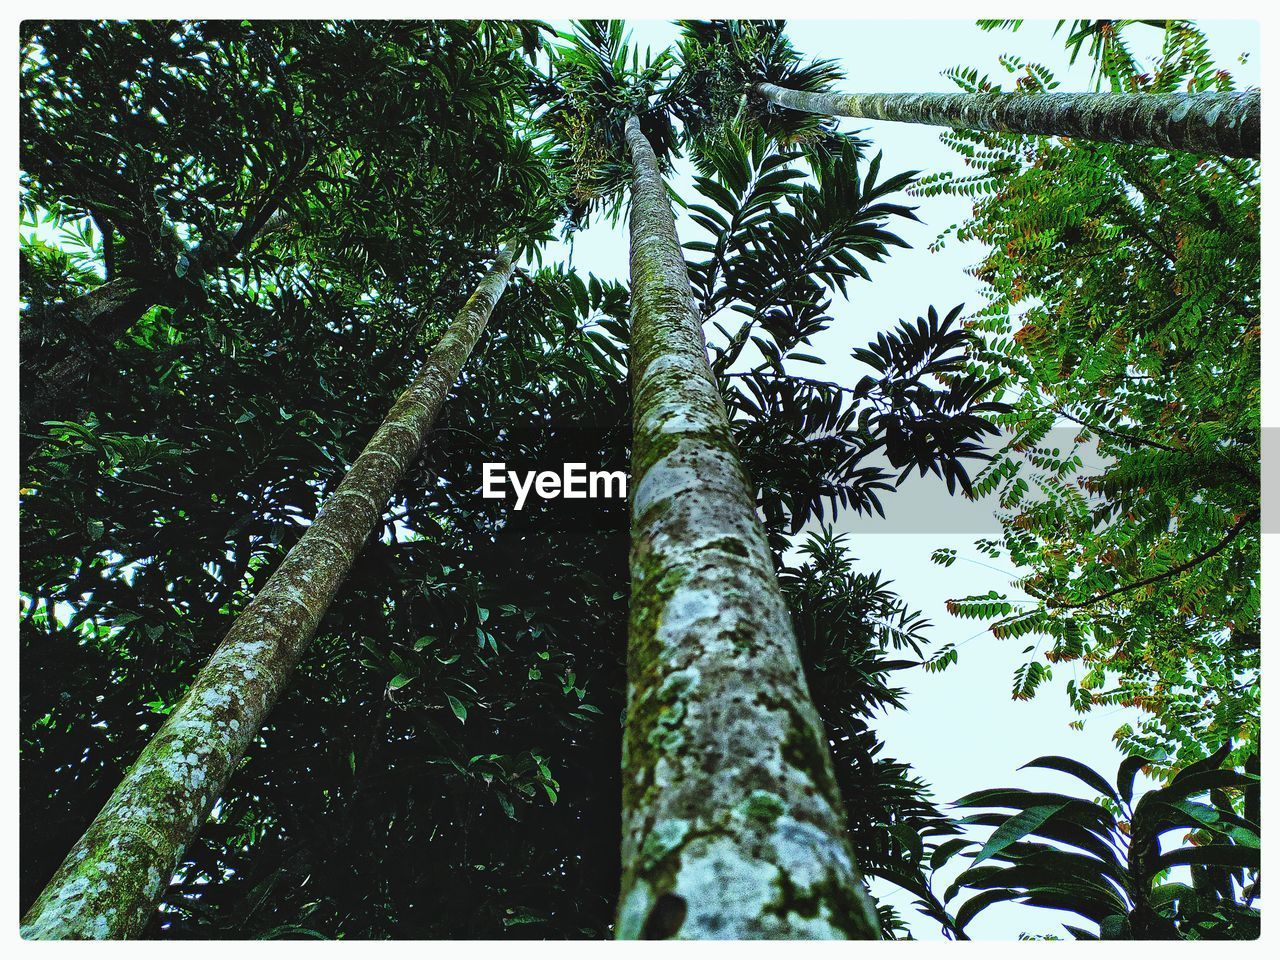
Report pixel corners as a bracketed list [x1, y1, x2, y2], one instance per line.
[920, 21, 1259, 770]
[935, 743, 1259, 940]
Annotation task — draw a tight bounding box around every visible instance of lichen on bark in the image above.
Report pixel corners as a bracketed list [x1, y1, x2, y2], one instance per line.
[21, 243, 518, 940]
[755, 84, 1261, 159]
[618, 114, 879, 940]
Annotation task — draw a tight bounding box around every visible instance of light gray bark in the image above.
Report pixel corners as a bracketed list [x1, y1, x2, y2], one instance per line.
[755, 83, 1261, 159]
[617, 114, 879, 940]
[20, 244, 518, 940]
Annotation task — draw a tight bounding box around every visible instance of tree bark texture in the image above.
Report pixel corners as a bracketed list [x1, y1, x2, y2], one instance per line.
[20, 243, 517, 940]
[617, 114, 879, 941]
[755, 83, 1261, 159]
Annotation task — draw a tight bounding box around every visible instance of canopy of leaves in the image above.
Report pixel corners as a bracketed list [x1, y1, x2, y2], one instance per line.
[536, 20, 678, 226]
[920, 21, 1260, 773]
[19, 18, 1004, 940]
[678, 128, 1006, 548]
[673, 19, 845, 146]
[20, 21, 554, 293]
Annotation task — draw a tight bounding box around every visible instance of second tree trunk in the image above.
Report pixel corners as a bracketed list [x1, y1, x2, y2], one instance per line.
[20, 243, 518, 939]
[755, 84, 1261, 159]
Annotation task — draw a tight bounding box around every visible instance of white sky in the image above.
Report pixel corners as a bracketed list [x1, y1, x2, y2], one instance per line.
[542, 19, 1262, 940]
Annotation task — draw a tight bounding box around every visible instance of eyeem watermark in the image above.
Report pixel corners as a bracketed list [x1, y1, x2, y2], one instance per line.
[482, 463, 628, 510]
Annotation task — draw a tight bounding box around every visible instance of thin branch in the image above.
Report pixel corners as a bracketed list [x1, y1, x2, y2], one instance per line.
[1054, 405, 1180, 452]
[1046, 508, 1259, 610]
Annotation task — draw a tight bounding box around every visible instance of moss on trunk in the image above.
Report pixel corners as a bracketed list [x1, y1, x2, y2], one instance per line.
[20, 244, 518, 940]
[618, 114, 879, 941]
[756, 84, 1261, 159]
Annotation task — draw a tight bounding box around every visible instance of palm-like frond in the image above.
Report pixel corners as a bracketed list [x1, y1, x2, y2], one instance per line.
[939, 744, 1260, 939]
[674, 19, 845, 148]
[536, 19, 677, 227]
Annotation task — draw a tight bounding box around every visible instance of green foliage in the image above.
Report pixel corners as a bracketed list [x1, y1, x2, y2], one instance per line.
[673, 20, 845, 145]
[921, 21, 1260, 771]
[940, 744, 1259, 940]
[19, 19, 980, 939]
[18, 20, 559, 474]
[20, 21, 551, 293]
[977, 20, 1208, 92]
[537, 20, 678, 226]
[680, 128, 1005, 545]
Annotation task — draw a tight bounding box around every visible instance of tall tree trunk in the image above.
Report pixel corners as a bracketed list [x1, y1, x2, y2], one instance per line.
[617, 114, 879, 941]
[754, 84, 1260, 159]
[19, 210, 293, 466]
[20, 243, 518, 940]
